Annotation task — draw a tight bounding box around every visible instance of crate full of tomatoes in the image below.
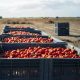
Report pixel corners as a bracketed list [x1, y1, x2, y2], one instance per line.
[0, 35, 53, 43]
[0, 43, 80, 80]
[4, 26, 41, 35]
[0, 43, 79, 59]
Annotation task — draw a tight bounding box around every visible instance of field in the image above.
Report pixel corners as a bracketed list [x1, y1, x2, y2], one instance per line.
[0, 17, 80, 48]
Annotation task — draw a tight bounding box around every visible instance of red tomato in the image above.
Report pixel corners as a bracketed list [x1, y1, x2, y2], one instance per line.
[4, 37, 53, 43]
[4, 47, 79, 58]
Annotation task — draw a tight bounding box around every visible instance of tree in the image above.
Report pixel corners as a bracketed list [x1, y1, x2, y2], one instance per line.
[0, 16, 2, 19]
[56, 16, 59, 19]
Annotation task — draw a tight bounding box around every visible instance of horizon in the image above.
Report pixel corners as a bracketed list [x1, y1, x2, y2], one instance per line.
[1, 17, 80, 18]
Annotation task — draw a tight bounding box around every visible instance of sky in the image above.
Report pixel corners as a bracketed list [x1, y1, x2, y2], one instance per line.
[0, 0, 80, 17]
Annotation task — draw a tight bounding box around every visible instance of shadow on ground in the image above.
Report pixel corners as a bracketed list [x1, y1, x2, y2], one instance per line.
[69, 35, 80, 38]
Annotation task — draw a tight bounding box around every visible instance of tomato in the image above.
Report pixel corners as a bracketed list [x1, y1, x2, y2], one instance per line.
[4, 37, 53, 43]
[4, 47, 79, 58]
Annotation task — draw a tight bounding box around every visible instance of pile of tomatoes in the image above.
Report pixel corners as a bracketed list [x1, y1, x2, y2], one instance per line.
[4, 47, 79, 58]
[7, 31, 40, 36]
[4, 37, 53, 43]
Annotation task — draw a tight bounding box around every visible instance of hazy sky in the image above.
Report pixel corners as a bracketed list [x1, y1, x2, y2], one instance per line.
[0, 0, 80, 17]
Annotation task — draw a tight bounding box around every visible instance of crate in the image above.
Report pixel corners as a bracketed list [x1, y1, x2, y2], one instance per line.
[0, 34, 49, 41]
[0, 43, 66, 80]
[0, 59, 44, 80]
[4, 26, 34, 31]
[55, 22, 69, 36]
[4, 26, 41, 35]
[0, 43, 66, 51]
[48, 59, 80, 80]
[0, 43, 80, 80]
[0, 34, 55, 44]
[3, 30, 41, 35]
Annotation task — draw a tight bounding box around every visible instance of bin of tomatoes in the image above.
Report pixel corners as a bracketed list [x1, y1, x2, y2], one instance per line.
[0, 43, 79, 58]
[3, 37, 53, 43]
[5, 31, 41, 36]
[4, 26, 33, 30]
[4, 26, 41, 34]
[0, 43, 80, 80]
[3, 47, 79, 58]
[0, 34, 49, 41]
[5, 25, 33, 29]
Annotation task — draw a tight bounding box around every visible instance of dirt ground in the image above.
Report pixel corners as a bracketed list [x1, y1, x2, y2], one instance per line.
[0, 18, 80, 48]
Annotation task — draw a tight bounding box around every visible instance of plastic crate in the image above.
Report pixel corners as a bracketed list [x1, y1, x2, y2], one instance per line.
[48, 59, 80, 80]
[0, 43, 66, 51]
[55, 22, 69, 36]
[0, 43, 66, 80]
[3, 27, 41, 35]
[0, 43, 80, 80]
[0, 34, 49, 41]
[0, 59, 44, 80]
[0, 59, 80, 80]
[4, 26, 34, 30]
[4, 26, 34, 31]
[0, 34, 55, 44]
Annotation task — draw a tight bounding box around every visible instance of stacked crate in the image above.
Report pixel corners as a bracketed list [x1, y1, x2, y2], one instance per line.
[0, 25, 80, 80]
[55, 22, 69, 36]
